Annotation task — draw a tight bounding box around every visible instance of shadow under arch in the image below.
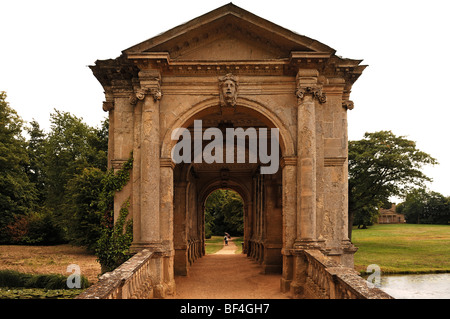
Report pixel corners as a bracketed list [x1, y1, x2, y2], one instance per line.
[160, 96, 295, 159]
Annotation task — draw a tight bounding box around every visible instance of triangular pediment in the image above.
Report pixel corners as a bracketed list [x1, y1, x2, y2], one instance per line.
[124, 3, 335, 61]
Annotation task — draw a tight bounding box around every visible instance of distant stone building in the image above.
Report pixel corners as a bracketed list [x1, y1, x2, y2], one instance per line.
[378, 204, 405, 224]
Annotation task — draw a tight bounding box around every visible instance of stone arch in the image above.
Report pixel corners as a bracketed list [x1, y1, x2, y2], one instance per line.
[198, 177, 251, 207]
[170, 96, 289, 276]
[160, 96, 295, 160]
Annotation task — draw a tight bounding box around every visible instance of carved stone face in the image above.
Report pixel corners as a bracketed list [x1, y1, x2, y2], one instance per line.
[219, 74, 238, 107]
[222, 79, 236, 100]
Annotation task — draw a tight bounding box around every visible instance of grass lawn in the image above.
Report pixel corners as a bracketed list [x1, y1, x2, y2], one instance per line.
[233, 237, 244, 254]
[205, 236, 226, 254]
[205, 236, 244, 254]
[0, 244, 101, 299]
[352, 224, 450, 275]
[0, 245, 101, 284]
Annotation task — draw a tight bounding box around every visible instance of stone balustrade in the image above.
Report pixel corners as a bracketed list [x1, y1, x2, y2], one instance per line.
[76, 249, 155, 299]
[75, 245, 392, 299]
[303, 249, 393, 299]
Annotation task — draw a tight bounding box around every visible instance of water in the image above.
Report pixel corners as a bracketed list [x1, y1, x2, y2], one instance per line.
[376, 273, 450, 299]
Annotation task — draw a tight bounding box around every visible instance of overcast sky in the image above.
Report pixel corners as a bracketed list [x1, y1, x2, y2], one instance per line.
[1, 0, 449, 198]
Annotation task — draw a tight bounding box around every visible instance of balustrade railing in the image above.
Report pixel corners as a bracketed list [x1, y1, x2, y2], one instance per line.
[303, 250, 393, 299]
[76, 249, 155, 299]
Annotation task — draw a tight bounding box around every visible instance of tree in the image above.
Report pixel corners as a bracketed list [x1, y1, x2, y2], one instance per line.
[44, 110, 108, 236]
[25, 120, 47, 206]
[397, 188, 450, 224]
[0, 92, 36, 243]
[348, 131, 437, 239]
[65, 167, 106, 250]
[205, 189, 244, 236]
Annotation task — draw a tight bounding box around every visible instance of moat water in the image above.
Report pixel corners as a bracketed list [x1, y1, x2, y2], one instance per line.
[376, 273, 450, 299]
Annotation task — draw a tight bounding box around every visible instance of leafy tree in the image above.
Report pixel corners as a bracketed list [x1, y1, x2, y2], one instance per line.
[65, 167, 106, 250]
[423, 191, 450, 224]
[205, 189, 244, 236]
[44, 110, 108, 237]
[44, 110, 95, 214]
[204, 209, 215, 239]
[0, 92, 36, 243]
[397, 188, 450, 224]
[348, 131, 437, 238]
[25, 120, 47, 206]
[222, 193, 244, 235]
[20, 210, 65, 245]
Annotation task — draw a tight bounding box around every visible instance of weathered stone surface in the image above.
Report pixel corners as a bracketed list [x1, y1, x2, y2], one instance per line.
[85, 3, 387, 299]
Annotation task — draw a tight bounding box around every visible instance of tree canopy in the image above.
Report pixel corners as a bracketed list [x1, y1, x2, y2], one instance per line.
[0, 93, 109, 246]
[204, 189, 244, 237]
[348, 131, 437, 238]
[397, 188, 450, 225]
[0, 92, 36, 242]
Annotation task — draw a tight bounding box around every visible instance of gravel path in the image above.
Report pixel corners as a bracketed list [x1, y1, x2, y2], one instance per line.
[214, 238, 238, 255]
[168, 239, 290, 299]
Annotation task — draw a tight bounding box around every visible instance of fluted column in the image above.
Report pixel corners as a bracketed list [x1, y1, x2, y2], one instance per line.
[131, 70, 163, 250]
[295, 69, 326, 249]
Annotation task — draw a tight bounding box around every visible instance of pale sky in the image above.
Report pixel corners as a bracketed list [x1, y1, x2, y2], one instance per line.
[1, 0, 449, 198]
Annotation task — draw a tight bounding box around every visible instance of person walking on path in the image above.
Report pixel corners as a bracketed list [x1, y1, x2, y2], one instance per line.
[216, 237, 237, 255]
[224, 235, 228, 246]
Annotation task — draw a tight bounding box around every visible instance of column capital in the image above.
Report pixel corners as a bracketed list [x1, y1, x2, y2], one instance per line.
[295, 86, 327, 104]
[130, 71, 162, 105]
[295, 69, 326, 104]
[129, 84, 162, 105]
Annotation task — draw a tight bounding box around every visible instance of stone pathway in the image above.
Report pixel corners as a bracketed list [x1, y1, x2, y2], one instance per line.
[168, 239, 290, 299]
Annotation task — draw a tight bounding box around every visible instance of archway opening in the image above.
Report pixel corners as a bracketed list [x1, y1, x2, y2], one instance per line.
[171, 102, 286, 276]
[204, 188, 244, 254]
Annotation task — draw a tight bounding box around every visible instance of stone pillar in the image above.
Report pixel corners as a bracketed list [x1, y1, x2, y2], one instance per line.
[280, 156, 297, 292]
[131, 70, 162, 250]
[295, 69, 326, 248]
[108, 87, 134, 224]
[128, 70, 174, 297]
[290, 70, 327, 298]
[174, 181, 188, 275]
[160, 158, 175, 295]
[243, 202, 251, 254]
[131, 95, 142, 248]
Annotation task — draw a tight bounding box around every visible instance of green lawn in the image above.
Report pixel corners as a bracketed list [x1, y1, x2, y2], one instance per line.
[232, 237, 244, 254]
[205, 236, 244, 254]
[205, 236, 225, 254]
[352, 224, 450, 275]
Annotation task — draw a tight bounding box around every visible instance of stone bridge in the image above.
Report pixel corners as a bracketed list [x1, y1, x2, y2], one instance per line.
[77, 4, 392, 299]
[76, 246, 391, 299]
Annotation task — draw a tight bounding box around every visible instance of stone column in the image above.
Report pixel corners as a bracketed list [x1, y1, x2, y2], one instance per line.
[280, 156, 297, 292]
[160, 158, 175, 295]
[243, 202, 251, 254]
[131, 70, 162, 250]
[131, 95, 142, 249]
[290, 70, 327, 298]
[174, 180, 188, 275]
[295, 69, 326, 248]
[108, 87, 134, 224]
